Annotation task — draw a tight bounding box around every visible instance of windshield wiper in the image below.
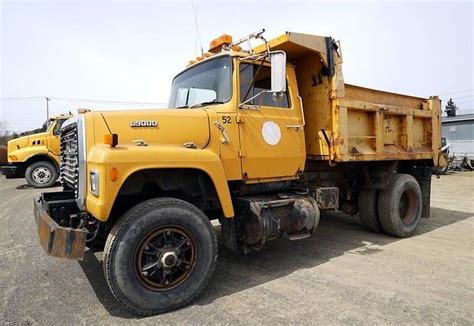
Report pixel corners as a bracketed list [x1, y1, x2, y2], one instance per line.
[190, 100, 224, 108]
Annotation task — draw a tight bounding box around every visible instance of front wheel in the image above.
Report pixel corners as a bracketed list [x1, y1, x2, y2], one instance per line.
[25, 161, 59, 188]
[103, 198, 217, 316]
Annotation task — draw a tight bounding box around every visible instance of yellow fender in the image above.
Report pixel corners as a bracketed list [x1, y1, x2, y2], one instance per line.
[8, 146, 59, 166]
[86, 144, 235, 221]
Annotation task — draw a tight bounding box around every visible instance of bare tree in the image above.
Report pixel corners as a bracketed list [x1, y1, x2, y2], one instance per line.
[0, 120, 10, 136]
[0, 120, 12, 146]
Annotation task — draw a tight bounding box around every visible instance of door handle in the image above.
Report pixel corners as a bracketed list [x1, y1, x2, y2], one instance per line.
[286, 125, 304, 130]
[214, 121, 230, 144]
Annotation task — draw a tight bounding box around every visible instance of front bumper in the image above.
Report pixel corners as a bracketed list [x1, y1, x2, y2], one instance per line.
[1, 165, 17, 177]
[33, 191, 87, 260]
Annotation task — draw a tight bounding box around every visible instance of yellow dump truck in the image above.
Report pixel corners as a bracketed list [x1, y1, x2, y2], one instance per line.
[33, 31, 444, 315]
[2, 114, 71, 187]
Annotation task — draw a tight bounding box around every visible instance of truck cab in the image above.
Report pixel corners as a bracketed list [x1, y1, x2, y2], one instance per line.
[32, 31, 444, 316]
[2, 114, 71, 187]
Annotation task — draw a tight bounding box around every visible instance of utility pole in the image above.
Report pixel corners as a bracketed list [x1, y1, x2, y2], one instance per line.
[46, 97, 50, 120]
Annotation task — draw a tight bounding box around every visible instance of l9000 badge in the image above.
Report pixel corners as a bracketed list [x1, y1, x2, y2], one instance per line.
[130, 120, 158, 127]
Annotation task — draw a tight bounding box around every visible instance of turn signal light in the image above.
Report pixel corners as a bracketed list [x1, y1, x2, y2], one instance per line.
[110, 167, 118, 182]
[104, 133, 118, 147]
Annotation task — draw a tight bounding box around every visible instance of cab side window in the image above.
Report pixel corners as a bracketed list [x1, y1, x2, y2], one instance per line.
[239, 63, 290, 108]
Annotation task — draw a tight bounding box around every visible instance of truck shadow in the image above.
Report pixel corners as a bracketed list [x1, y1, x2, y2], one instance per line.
[78, 206, 473, 319]
[16, 182, 61, 190]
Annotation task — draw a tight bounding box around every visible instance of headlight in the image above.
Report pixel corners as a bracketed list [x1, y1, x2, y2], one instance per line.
[89, 170, 99, 197]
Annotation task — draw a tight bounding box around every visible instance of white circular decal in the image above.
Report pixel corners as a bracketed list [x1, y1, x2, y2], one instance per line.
[262, 121, 281, 146]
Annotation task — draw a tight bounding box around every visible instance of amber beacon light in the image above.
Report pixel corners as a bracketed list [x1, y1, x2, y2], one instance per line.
[104, 134, 118, 147]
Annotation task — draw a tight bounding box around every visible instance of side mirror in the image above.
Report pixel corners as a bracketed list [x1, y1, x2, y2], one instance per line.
[270, 51, 287, 92]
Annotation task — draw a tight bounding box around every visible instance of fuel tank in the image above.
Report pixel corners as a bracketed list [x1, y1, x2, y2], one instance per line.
[232, 194, 320, 251]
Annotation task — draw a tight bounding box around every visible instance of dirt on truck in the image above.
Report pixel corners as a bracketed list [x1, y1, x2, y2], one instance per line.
[33, 30, 445, 316]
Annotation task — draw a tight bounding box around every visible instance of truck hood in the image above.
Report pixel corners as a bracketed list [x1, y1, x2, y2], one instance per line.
[7, 132, 48, 151]
[8, 135, 29, 150]
[93, 109, 211, 148]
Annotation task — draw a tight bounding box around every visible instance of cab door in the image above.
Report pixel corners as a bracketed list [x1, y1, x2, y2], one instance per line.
[238, 62, 305, 181]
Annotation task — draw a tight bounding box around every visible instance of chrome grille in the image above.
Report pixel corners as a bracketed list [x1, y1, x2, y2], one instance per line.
[60, 124, 79, 196]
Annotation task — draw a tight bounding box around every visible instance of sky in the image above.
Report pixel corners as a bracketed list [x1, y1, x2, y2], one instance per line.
[1, 0, 473, 132]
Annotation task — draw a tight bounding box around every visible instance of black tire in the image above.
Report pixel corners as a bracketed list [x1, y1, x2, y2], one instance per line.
[25, 161, 59, 188]
[378, 174, 422, 238]
[358, 189, 383, 232]
[103, 197, 217, 316]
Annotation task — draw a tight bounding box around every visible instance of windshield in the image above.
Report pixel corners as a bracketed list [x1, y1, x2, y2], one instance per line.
[168, 55, 232, 108]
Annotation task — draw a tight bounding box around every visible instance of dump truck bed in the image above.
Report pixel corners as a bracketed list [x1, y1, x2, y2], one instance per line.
[255, 32, 443, 167]
[335, 84, 441, 162]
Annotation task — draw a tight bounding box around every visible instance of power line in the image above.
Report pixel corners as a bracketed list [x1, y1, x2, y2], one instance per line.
[450, 94, 474, 100]
[440, 95, 474, 102]
[440, 93, 473, 99]
[1, 96, 166, 106]
[50, 97, 166, 106]
[455, 100, 474, 105]
[0, 97, 45, 100]
[437, 89, 474, 96]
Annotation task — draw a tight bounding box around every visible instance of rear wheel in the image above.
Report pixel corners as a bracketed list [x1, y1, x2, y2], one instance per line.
[358, 189, 383, 232]
[25, 161, 58, 188]
[103, 197, 217, 316]
[378, 174, 422, 238]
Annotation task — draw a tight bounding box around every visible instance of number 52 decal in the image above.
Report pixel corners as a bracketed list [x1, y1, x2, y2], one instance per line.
[222, 116, 231, 124]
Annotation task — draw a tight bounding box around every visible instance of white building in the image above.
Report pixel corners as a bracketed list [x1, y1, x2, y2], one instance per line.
[442, 114, 474, 158]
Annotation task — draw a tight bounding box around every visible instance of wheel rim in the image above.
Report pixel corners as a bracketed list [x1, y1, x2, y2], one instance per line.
[399, 189, 417, 224]
[32, 167, 52, 184]
[135, 225, 197, 291]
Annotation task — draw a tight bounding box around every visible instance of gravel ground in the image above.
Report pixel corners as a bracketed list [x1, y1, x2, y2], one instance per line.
[1, 172, 473, 325]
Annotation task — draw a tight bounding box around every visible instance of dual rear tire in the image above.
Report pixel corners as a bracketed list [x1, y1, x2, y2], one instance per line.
[358, 173, 423, 238]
